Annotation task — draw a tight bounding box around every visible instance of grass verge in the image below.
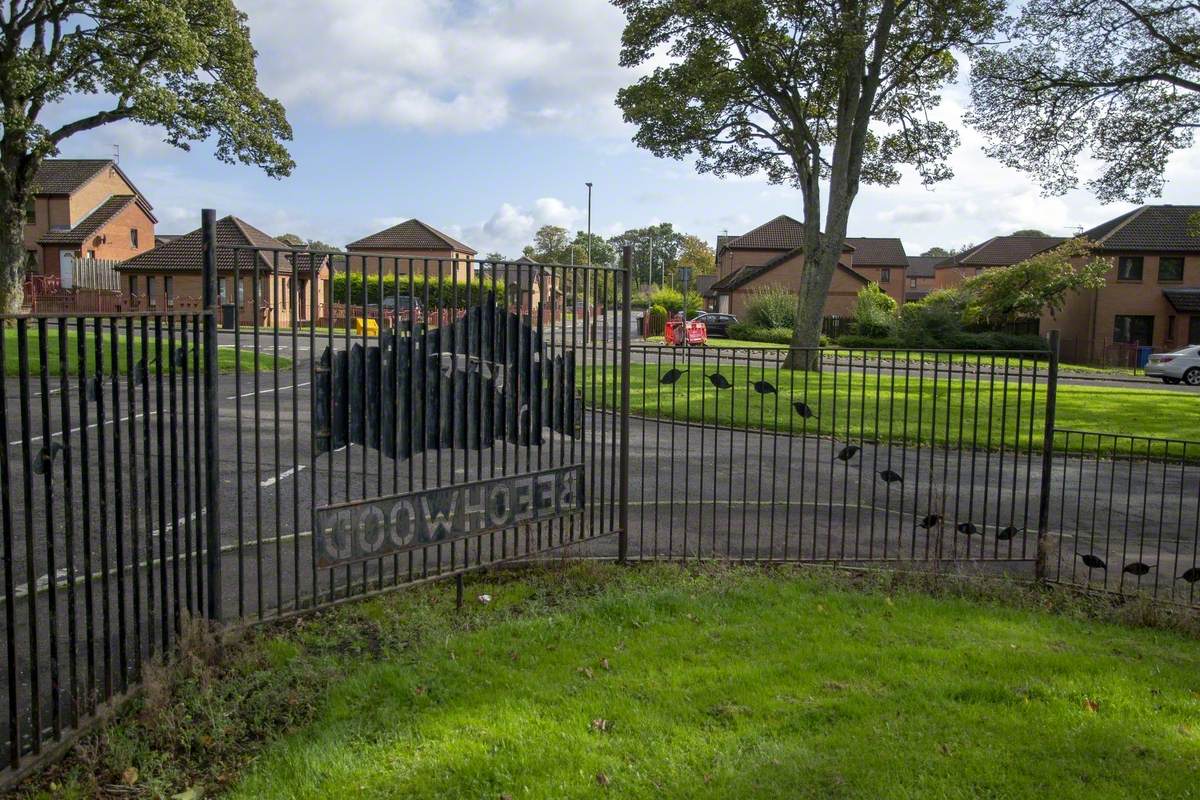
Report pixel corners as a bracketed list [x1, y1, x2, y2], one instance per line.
[588, 361, 1199, 457]
[16, 564, 1200, 799]
[3, 327, 290, 376]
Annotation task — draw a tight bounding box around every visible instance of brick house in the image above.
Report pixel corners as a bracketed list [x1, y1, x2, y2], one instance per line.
[933, 235, 1066, 290]
[116, 216, 330, 327]
[905, 256, 939, 301]
[1048, 205, 1200, 361]
[23, 159, 157, 280]
[345, 218, 476, 282]
[709, 215, 906, 317]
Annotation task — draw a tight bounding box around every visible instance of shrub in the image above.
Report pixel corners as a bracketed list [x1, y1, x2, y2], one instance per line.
[650, 286, 702, 316]
[728, 323, 794, 344]
[853, 283, 897, 338]
[646, 304, 668, 335]
[331, 273, 507, 308]
[895, 288, 969, 346]
[744, 286, 797, 329]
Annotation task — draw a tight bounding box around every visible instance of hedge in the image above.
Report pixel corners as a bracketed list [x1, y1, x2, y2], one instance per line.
[331, 273, 509, 307]
[833, 331, 1048, 352]
[727, 323, 795, 344]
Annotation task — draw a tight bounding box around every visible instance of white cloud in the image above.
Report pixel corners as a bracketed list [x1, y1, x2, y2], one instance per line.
[444, 196, 584, 256]
[241, 0, 633, 135]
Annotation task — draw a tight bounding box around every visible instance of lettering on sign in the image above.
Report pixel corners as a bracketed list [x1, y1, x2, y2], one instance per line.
[314, 465, 584, 568]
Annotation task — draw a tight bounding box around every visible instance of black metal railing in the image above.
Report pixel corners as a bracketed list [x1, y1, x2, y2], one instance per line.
[0, 307, 217, 780]
[1045, 429, 1200, 607]
[607, 344, 1053, 565]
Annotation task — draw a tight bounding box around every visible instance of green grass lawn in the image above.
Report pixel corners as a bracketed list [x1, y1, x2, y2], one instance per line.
[3, 326, 289, 376]
[31, 565, 1199, 799]
[586, 361, 1199, 456]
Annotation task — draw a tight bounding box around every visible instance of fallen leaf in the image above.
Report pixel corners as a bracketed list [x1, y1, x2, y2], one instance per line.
[596, 772, 610, 787]
[1083, 698, 1099, 713]
[703, 774, 711, 784]
[578, 667, 594, 680]
[172, 787, 204, 800]
[122, 766, 139, 786]
[478, 594, 492, 604]
[884, 596, 894, 607]
[509, 651, 520, 662]
[601, 658, 611, 671]
[501, 794, 513, 800]
[591, 718, 609, 732]
[939, 743, 952, 757]
[413, 685, 427, 696]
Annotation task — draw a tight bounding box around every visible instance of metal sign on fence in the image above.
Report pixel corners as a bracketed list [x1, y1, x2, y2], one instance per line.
[314, 465, 584, 567]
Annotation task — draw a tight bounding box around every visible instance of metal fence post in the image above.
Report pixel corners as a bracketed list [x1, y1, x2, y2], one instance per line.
[1035, 329, 1060, 581]
[201, 209, 223, 620]
[617, 246, 632, 564]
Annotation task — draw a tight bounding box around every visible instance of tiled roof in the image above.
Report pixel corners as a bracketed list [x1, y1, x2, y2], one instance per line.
[346, 218, 477, 254]
[906, 256, 941, 278]
[32, 159, 114, 194]
[694, 274, 717, 297]
[937, 236, 1065, 268]
[38, 195, 138, 244]
[117, 216, 314, 274]
[844, 237, 907, 267]
[1081, 205, 1200, 252]
[710, 248, 869, 292]
[32, 159, 152, 209]
[1163, 288, 1200, 312]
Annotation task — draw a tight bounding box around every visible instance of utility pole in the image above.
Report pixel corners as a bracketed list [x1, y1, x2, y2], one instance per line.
[585, 182, 593, 266]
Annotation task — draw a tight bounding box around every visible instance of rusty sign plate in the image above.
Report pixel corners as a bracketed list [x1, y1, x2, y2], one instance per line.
[314, 464, 584, 568]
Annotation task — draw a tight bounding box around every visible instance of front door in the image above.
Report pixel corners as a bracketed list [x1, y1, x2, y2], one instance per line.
[1189, 315, 1200, 345]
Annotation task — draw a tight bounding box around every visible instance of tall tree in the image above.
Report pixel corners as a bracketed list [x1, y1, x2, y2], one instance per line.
[613, 0, 1003, 367]
[0, 0, 293, 311]
[1011, 229, 1050, 237]
[609, 223, 681, 286]
[960, 238, 1108, 326]
[968, 0, 1200, 202]
[676, 234, 716, 276]
[276, 233, 342, 253]
[522, 225, 572, 263]
[921, 246, 952, 257]
[571, 231, 616, 266]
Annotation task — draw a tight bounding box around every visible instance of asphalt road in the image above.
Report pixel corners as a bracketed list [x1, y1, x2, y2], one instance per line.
[1, 319, 1197, 759]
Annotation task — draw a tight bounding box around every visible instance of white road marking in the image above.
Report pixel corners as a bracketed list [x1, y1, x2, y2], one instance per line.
[261, 464, 306, 487]
[226, 381, 310, 401]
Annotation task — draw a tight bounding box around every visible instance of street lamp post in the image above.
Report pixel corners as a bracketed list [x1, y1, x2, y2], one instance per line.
[585, 182, 593, 266]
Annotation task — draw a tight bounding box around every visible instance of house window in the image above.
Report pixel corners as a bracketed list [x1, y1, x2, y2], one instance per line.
[1113, 314, 1154, 344]
[128, 276, 137, 297]
[1168, 314, 1176, 340]
[164, 276, 173, 305]
[218, 277, 228, 303]
[86, 249, 95, 259]
[909, 278, 917, 288]
[880, 268, 891, 283]
[1158, 256, 1184, 282]
[1117, 256, 1144, 281]
[24, 198, 35, 224]
[25, 250, 39, 274]
[130, 228, 139, 249]
[145, 276, 156, 306]
[281, 278, 288, 310]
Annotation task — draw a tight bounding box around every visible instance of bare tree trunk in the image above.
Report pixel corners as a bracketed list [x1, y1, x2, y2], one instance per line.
[0, 202, 26, 315]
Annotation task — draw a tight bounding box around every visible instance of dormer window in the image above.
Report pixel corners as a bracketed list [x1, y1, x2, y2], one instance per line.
[130, 228, 139, 249]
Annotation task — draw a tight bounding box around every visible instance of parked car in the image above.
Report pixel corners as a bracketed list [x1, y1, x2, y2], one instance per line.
[1144, 345, 1200, 385]
[691, 312, 737, 338]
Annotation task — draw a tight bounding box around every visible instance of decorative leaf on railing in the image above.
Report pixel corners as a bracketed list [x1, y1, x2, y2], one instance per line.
[835, 444, 859, 461]
[175, 345, 187, 367]
[1178, 566, 1200, 583]
[707, 373, 731, 389]
[1080, 554, 1107, 571]
[750, 379, 776, 395]
[956, 522, 979, 535]
[1122, 562, 1153, 576]
[996, 526, 1021, 541]
[791, 401, 816, 418]
[660, 368, 687, 385]
[918, 513, 941, 530]
[878, 469, 903, 484]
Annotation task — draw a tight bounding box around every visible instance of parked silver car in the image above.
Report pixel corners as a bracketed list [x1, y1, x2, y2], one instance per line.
[1144, 345, 1200, 385]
